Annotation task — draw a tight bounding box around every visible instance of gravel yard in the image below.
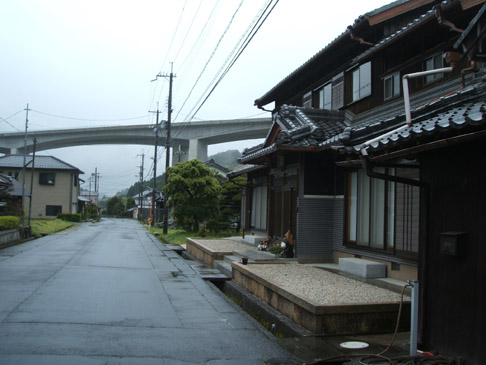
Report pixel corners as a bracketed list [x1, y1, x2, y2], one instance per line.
[190, 238, 408, 307]
[243, 263, 409, 306]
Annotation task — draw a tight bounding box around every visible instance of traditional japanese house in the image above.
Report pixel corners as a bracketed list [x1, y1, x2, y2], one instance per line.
[231, 0, 485, 361]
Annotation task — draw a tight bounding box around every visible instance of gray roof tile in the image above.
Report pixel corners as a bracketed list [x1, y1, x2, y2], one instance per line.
[0, 155, 83, 172]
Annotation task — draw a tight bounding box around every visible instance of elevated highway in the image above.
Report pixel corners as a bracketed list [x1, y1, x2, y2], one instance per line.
[0, 117, 272, 162]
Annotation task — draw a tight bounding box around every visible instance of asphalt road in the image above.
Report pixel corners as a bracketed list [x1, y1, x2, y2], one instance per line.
[0, 218, 296, 364]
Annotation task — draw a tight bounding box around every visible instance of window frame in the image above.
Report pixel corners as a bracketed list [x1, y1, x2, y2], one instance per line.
[250, 184, 268, 231]
[39, 172, 56, 186]
[345, 168, 419, 259]
[45, 205, 62, 216]
[383, 72, 401, 101]
[352, 61, 372, 102]
[302, 91, 312, 108]
[424, 53, 444, 84]
[317, 73, 344, 110]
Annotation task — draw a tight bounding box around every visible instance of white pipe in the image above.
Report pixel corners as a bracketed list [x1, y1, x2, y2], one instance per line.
[403, 67, 454, 126]
[360, 65, 454, 156]
[409, 280, 420, 356]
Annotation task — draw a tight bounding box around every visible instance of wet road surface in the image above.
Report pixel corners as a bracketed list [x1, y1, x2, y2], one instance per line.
[0, 218, 295, 364]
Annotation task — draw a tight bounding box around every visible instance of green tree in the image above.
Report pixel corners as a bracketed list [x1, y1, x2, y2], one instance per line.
[218, 174, 246, 231]
[106, 196, 126, 217]
[163, 159, 221, 232]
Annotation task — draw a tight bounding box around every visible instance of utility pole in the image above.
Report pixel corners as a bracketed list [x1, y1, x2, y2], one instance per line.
[94, 168, 98, 195]
[21, 104, 29, 230]
[149, 103, 160, 227]
[137, 153, 144, 222]
[151, 64, 176, 231]
[163, 64, 174, 234]
[28, 138, 37, 227]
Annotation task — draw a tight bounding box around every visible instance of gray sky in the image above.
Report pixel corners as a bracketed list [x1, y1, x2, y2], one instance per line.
[1, 0, 390, 196]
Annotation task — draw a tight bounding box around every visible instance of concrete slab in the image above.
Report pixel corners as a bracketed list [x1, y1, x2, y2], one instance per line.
[339, 258, 387, 279]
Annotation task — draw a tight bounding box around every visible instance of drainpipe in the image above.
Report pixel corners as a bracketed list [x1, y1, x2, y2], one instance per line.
[357, 64, 459, 352]
[402, 66, 455, 127]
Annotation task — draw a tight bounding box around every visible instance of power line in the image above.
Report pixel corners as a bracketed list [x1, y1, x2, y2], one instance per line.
[185, 0, 279, 123]
[171, 1, 276, 140]
[172, 0, 203, 65]
[173, 0, 245, 123]
[29, 109, 150, 122]
[0, 117, 21, 131]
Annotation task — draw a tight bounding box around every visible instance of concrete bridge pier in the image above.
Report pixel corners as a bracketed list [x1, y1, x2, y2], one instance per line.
[170, 139, 207, 165]
[187, 139, 208, 162]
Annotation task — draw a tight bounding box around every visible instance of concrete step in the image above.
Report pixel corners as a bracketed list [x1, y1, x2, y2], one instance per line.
[190, 264, 231, 282]
[240, 235, 267, 246]
[233, 249, 277, 262]
[371, 277, 411, 296]
[223, 254, 244, 264]
[213, 260, 233, 278]
[339, 258, 387, 279]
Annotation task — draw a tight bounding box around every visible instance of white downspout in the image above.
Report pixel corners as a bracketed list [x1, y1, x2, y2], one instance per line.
[402, 67, 454, 127]
[360, 65, 455, 156]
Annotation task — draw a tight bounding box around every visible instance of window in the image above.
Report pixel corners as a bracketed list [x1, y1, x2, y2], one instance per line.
[424, 54, 444, 84]
[302, 91, 312, 108]
[319, 83, 332, 109]
[251, 185, 267, 230]
[352, 62, 372, 102]
[331, 73, 344, 109]
[384, 72, 400, 100]
[346, 168, 419, 256]
[46, 205, 62, 216]
[39, 172, 56, 185]
[318, 73, 344, 110]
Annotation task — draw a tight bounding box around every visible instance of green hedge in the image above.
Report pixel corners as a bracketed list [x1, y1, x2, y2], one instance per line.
[0, 216, 20, 231]
[57, 213, 82, 222]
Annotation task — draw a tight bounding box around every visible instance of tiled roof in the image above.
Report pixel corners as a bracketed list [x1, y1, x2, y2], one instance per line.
[0, 155, 83, 172]
[239, 105, 347, 163]
[254, 0, 444, 107]
[332, 78, 486, 154]
[0, 173, 27, 196]
[351, 0, 455, 65]
[226, 164, 267, 179]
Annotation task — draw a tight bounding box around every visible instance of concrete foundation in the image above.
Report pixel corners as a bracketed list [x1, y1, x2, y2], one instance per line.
[232, 262, 410, 335]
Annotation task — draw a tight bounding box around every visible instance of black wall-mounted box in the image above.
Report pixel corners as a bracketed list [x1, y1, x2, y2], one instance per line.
[439, 232, 468, 257]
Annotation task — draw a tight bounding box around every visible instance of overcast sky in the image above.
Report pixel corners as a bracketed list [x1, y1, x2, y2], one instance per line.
[1, 0, 391, 196]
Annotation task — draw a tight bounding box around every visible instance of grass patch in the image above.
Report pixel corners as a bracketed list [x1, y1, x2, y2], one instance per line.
[146, 226, 238, 245]
[30, 219, 74, 237]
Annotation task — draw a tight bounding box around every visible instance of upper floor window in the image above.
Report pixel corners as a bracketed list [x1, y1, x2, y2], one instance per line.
[39, 172, 56, 185]
[302, 91, 312, 108]
[424, 54, 444, 84]
[384, 72, 400, 101]
[352, 62, 372, 102]
[318, 73, 344, 110]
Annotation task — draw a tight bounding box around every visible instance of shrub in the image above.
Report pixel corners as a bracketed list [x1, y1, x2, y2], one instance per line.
[57, 213, 82, 222]
[0, 216, 20, 231]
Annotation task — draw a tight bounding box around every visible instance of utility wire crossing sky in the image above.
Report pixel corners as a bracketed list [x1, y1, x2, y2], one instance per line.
[0, 0, 391, 196]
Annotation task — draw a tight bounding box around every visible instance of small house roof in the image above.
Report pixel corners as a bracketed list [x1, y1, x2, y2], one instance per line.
[0, 155, 84, 173]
